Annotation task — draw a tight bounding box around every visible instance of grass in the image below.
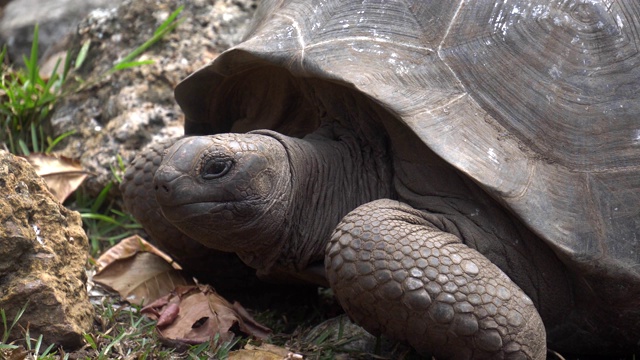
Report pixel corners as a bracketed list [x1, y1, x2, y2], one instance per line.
[0, 6, 184, 157]
[0, 296, 387, 360]
[0, 24, 76, 156]
[1, 298, 242, 359]
[72, 156, 143, 257]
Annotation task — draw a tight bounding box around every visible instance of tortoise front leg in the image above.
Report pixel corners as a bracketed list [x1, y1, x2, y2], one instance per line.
[326, 199, 546, 359]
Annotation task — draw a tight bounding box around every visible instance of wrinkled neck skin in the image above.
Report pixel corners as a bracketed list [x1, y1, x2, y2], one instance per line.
[240, 127, 393, 282]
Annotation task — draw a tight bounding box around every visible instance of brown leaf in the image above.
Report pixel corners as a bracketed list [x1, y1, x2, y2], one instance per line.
[143, 285, 271, 346]
[1, 345, 29, 360]
[159, 288, 222, 344]
[93, 249, 191, 306]
[140, 294, 170, 318]
[26, 153, 89, 203]
[230, 301, 272, 339]
[157, 302, 180, 327]
[94, 235, 181, 271]
[228, 344, 302, 360]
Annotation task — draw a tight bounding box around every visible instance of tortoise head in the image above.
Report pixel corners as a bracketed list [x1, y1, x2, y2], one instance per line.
[153, 132, 292, 255]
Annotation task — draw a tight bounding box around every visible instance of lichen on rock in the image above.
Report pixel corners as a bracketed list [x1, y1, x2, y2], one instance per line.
[0, 150, 93, 349]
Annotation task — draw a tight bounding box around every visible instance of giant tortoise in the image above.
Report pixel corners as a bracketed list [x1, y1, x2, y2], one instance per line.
[121, 0, 640, 358]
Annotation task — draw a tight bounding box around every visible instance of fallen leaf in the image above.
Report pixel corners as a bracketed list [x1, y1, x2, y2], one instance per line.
[228, 343, 302, 360]
[157, 302, 180, 327]
[26, 153, 89, 203]
[0, 345, 29, 360]
[229, 300, 272, 340]
[141, 285, 271, 346]
[93, 237, 191, 305]
[94, 235, 181, 271]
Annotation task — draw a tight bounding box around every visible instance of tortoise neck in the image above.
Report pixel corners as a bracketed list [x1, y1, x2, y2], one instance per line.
[256, 129, 394, 275]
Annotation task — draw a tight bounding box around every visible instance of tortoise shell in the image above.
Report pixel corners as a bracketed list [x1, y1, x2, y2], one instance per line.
[175, 0, 640, 283]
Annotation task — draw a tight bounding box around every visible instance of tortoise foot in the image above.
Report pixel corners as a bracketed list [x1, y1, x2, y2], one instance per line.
[326, 199, 546, 359]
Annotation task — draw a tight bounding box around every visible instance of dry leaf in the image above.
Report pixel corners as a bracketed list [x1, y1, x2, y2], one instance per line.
[94, 235, 181, 271]
[141, 285, 271, 346]
[93, 238, 191, 305]
[26, 153, 89, 202]
[0, 346, 29, 360]
[228, 343, 302, 360]
[157, 303, 180, 327]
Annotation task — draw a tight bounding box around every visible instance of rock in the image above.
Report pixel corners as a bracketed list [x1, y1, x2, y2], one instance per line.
[0, 150, 94, 349]
[0, 0, 124, 64]
[49, 0, 258, 196]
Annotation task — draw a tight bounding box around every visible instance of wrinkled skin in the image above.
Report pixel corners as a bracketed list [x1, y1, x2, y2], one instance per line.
[123, 124, 594, 360]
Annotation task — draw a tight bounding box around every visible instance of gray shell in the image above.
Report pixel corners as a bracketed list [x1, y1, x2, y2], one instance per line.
[175, 0, 640, 281]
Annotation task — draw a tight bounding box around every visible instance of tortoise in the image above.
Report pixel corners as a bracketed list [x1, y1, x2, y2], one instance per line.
[121, 0, 640, 358]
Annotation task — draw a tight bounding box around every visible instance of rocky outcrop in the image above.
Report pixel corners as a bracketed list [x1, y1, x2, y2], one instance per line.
[49, 0, 258, 196]
[0, 150, 93, 348]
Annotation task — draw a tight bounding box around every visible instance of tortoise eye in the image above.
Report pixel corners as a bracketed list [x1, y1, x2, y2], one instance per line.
[201, 158, 233, 180]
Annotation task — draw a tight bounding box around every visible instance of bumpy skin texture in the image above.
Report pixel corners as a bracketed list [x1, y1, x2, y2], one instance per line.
[327, 200, 546, 359]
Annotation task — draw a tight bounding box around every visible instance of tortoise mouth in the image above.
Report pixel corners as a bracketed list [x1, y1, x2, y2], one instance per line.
[160, 201, 230, 223]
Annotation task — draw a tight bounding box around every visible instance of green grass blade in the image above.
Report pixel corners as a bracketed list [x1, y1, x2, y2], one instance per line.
[33, 334, 43, 358]
[30, 121, 39, 153]
[0, 45, 6, 64]
[75, 39, 91, 70]
[81, 213, 123, 226]
[27, 24, 40, 92]
[1, 309, 8, 342]
[18, 139, 30, 156]
[100, 330, 127, 357]
[42, 58, 62, 95]
[111, 59, 154, 71]
[154, 5, 184, 36]
[91, 182, 113, 213]
[45, 130, 76, 153]
[40, 342, 55, 357]
[61, 49, 73, 84]
[111, 6, 183, 71]
[83, 333, 97, 350]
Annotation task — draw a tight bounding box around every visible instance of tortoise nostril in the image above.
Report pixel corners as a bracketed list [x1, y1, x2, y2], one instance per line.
[154, 183, 170, 193]
[154, 166, 181, 202]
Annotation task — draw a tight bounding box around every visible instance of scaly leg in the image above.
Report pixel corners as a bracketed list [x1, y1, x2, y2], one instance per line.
[326, 199, 546, 359]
